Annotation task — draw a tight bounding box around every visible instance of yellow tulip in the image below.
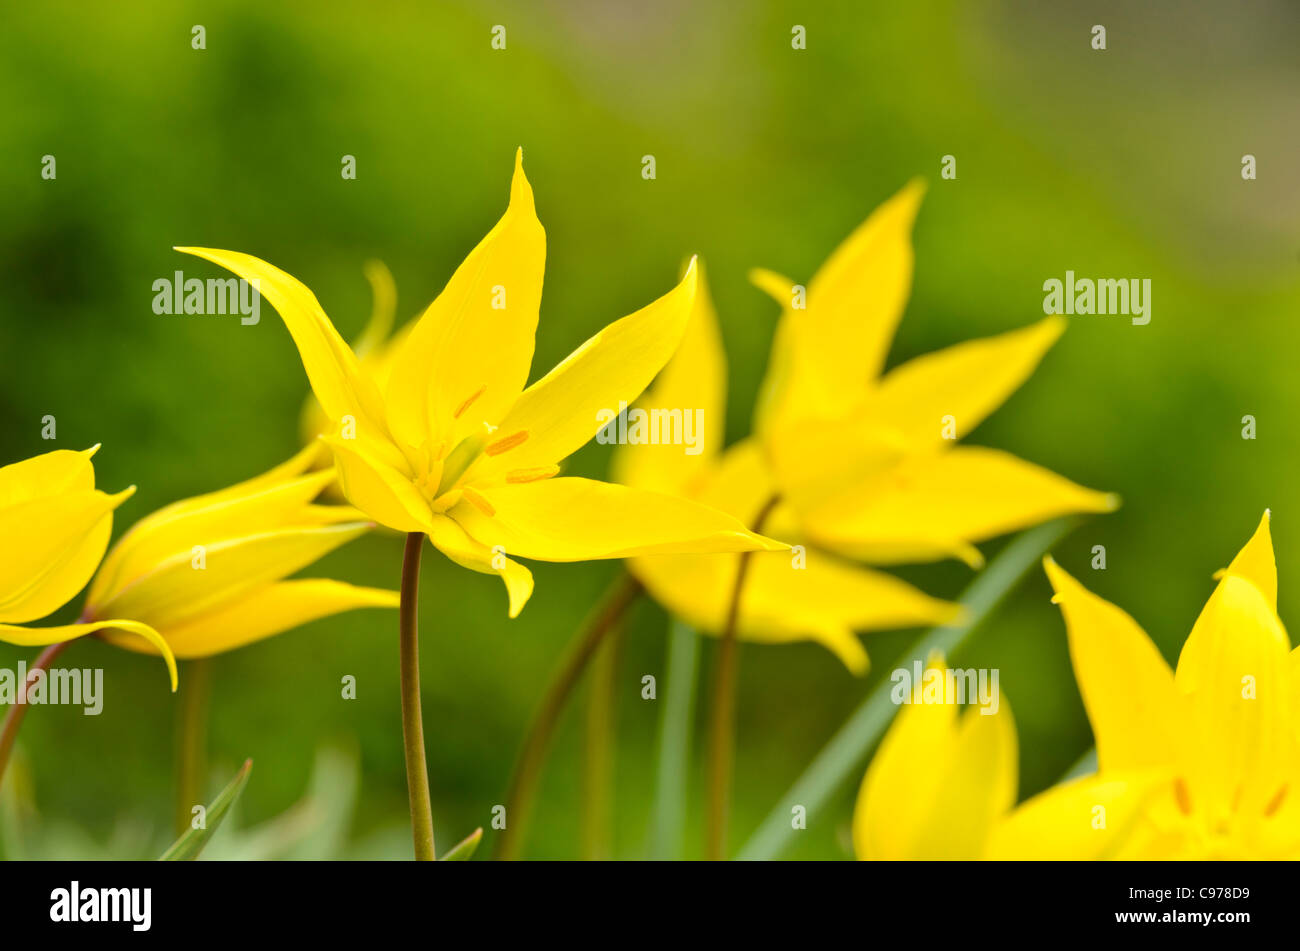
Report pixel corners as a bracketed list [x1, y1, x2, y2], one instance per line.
[177, 151, 784, 618]
[81, 444, 398, 659]
[750, 180, 1118, 569]
[0, 446, 176, 688]
[852, 653, 1153, 860]
[614, 265, 958, 674]
[854, 512, 1300, 860]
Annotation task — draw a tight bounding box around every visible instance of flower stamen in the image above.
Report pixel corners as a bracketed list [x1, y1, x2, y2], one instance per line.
[505, 465, 559, 484]
[485, 430, 529, 456]
[454, 385, 487, 420]
[461, 486, 496, 516]
[1264, 784, 1289, 818]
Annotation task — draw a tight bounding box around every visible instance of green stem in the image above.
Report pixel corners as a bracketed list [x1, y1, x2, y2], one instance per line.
[736, 517, 1077, 861]
[400, 531, 436, 861]
[705, 494, 781, 861]
[174, 656, 213, 837]
[581, 618, 625, 860]
[0, 641, 69, 789]
[495, 571, 642, 860]
[648, 619, 700, 860]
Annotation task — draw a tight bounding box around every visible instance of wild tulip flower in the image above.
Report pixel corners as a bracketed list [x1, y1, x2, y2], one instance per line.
[852, 653, 1154, 859]
[853, 513, 1300, 860]
[0, 446, 176, 786]
[176, 150, 783, 860]
[83, 444, 400, 659]
[0, 446, 175, 672]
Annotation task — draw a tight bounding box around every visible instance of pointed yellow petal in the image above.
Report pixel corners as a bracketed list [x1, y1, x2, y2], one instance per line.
[88, 468, 338, 609]
[355, 260, 397, 359]
[805, 448, 1117, 565]
[987, 772, 1169, 860]
[866, 316, 1067, 447]
[1214, 510, 1276, 610]
[0, 487, 129, 624]
[92, 523, 373, 629]
[384, 150, 546, 453]
[1175, 566, 1291, 816]
[0, 618, 178, 691]
[449, 476, 785, 562]
[320, 435, 432, 533]
[853, 654, 1015, 859]
[1044, 557, 1182, 773]
[105, 579, 398, 659]
[628, 546, 958, 674]
[0, 446, 97, 503]
[747, 267, 799, 308]
[424, 514, 534, 617]
[469, 261, 699, 479]
[611, 260, 726, 495]
[174, 247, 389, 437]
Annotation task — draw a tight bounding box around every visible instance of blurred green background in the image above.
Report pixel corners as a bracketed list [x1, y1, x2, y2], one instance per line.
[1, 0, 1297, 859]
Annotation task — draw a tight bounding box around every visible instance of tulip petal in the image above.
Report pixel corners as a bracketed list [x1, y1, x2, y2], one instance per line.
[449, 476, 786, 562]
[94, 523, 374, 629]
[865, 316, 1067, 448]
[0, 446, 97, 504]
[425, 514, 534, 618]
[1044, 557, 1182, 774]
[0, 488, 128, 624]
[853, 653, 1015, 859]
[384, 149, 546, 454]
[611, 260, 725, 496]
[469, 261, 699, 480]
[0, 618, 177, 691]
[628, 546, 957, 674]
[987, 772, 1168, 860]
[105, 579, 399, 659]
[806, 448, 1118, 565]
[321, 435, 432, 534]
[174, 247, 389, 438]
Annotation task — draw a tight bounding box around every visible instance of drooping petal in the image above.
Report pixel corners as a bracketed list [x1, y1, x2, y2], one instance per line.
[92, 523, 374, 630]
[611, 260, 726, 496]
[468, 261, 699, 480]
[853, 653, 1015, 859]
[804, 448, 1118, 566]
[354, 260, 397, 359]
[384, 149, 546, 454]
[425, 514, 534, 618]
[864, 316, 1067, 449]
[1044, 557, 1183, 774]
[104, 579, 399, 659]
[174, 248, 389, 439]
[627, 545, 958, 674]
[449, 476, 786, 562]
[0, 618, 177, 691]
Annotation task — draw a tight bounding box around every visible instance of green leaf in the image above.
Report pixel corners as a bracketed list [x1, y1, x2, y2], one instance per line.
[439, 827, 482, 861]
[736, 518, 1077, 861]
[159, 759, 252, 861]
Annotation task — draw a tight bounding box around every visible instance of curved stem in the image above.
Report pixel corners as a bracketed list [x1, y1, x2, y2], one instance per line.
[400, 531, 436, 861]
[582, 619, 625, 860]
[706, 494, 781, 861]
[0, 641, 70, 788]
[174, 657, 213, 836]
[496, 571, 642, 860]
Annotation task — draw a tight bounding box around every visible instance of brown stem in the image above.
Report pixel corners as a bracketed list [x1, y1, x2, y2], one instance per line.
[706, 493, 781, 861]
[495, 571, 642, 860]
[582, 619, 626, 860]
[0, 641, 70, 788]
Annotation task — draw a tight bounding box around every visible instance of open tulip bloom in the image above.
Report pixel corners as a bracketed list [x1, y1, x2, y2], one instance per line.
[854, 512, 1299, 860]
[177, 150, 785, 859]
[615, 181, 1116, 857]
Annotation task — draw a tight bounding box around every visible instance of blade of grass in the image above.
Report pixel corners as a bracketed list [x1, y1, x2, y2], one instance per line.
[736, 518, 1077, 861]
[440, 827, 483, 861]
[648, 619, 700, 860]
[159, 758, 252, 861]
